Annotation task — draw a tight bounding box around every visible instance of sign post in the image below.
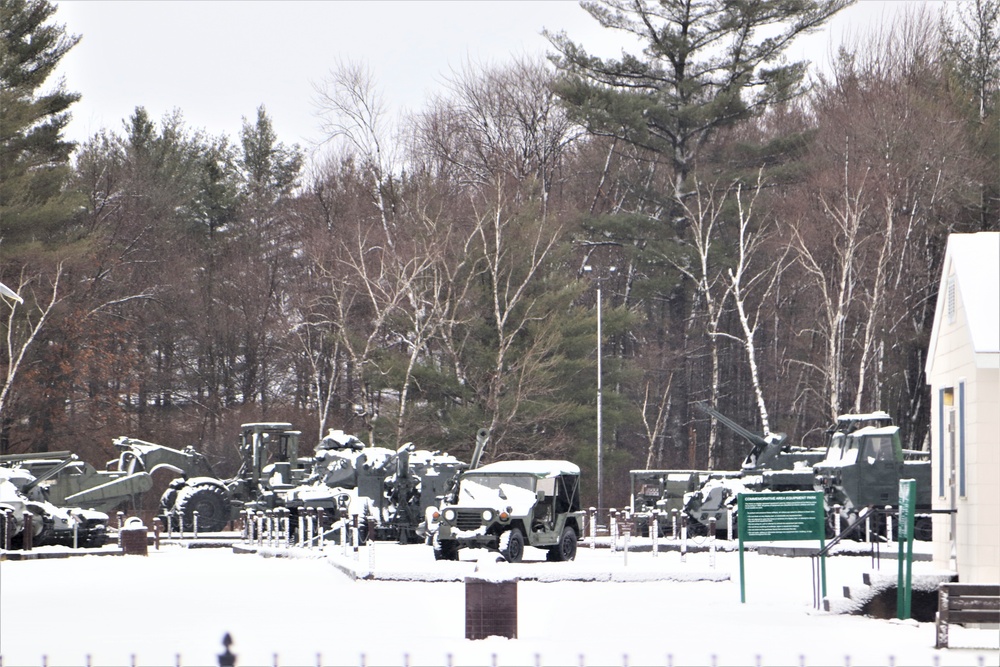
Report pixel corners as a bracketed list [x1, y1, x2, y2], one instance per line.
[738, 491, 825, 603]
[897, 479, 916, 620]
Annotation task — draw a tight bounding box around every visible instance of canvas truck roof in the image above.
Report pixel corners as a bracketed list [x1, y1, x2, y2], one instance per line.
[468, 460, 580, 477]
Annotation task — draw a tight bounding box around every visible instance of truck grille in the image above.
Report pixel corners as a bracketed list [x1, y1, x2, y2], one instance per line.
[455, 510, 484, 531]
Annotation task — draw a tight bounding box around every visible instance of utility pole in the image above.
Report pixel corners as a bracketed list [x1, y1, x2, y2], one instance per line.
[584, 265, 615, 513]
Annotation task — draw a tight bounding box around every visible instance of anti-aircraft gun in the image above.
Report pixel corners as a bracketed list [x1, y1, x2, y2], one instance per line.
[681, 403, 826, 534]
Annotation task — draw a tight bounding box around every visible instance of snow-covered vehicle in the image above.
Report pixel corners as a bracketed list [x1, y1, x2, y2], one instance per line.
[0, 466, 108, 548]
[162, 423, 468, 542]
[429, 460, 585, 562]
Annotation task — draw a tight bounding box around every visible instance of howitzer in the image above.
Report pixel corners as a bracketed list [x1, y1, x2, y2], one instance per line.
[694, 402, 792, 470]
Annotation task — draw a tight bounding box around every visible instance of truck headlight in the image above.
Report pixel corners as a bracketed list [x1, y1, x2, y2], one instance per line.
[443, 508, 457, 523]
[482, 509, 494, 522]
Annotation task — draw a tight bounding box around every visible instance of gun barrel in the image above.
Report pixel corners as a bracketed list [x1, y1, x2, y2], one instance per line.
[695, 402, 768, 448]
[469, 429, 489, 470]
[22, 454, 80, 493]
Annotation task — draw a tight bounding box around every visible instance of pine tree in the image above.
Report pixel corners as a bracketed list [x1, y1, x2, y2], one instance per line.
[0, 0, 80, 246]
[547, 0, 852, 201]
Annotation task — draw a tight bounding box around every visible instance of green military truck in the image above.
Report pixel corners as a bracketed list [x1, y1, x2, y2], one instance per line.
[813, 420, 932, 538]
[430, 460, 584, 563]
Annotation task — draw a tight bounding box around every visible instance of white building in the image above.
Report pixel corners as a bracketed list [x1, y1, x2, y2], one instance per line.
[925, 231, 1000, 583]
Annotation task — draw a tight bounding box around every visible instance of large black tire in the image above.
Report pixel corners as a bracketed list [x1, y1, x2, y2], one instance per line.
[432, 534, 459, 561]
[500, 527, 525, 563]
[175, 484, 230, 532]
[548, 526, 578, 562]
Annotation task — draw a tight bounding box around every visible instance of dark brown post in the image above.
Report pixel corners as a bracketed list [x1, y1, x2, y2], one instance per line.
[23, 512, 33, 551]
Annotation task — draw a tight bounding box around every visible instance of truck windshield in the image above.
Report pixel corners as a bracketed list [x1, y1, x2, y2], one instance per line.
[461, 474, 535, 493]
[823, 433, 859, 465]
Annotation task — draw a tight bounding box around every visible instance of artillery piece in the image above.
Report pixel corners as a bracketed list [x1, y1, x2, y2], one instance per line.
[0, 463, 108, 549]
[680, 403, 827, 534]
[0, 438, 216, 516]
[159, 423, 469, 542]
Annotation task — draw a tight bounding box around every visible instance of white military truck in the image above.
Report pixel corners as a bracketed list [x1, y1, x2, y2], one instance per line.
[429, 460, 584, 563]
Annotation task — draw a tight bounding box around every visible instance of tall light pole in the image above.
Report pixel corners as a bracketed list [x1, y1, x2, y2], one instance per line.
[584, 265, 614, 512]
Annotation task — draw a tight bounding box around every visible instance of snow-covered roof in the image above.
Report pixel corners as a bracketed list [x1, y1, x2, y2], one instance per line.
[927, 232, 1000, 374]
[850, 425, 899, 438]
[835, 411, 891, 422]
[468, 460, 580, 477]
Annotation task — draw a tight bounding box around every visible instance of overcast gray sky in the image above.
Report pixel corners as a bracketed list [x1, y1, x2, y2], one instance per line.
[51, 0, 944, 153]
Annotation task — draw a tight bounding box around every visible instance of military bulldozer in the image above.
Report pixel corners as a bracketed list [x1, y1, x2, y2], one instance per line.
[158, 422, 306, 532]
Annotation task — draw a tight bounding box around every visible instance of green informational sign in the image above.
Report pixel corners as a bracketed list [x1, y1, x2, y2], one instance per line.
[737, 492, 826, 603]
[897, 479, 916, 619]
[739, 492, 826, 541]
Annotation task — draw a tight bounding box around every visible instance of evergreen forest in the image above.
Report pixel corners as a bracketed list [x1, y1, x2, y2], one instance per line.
[2, 0, 998, 510]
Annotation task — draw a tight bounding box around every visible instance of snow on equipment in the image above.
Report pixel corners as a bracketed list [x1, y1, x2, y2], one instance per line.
[159, 423, 468, 542]
[0, 438, 216, 515]
[675, 403, 825, 535]
[0, 464, 108, 549]
[429, 432, 585, 563]
[813, 414, 932, 539]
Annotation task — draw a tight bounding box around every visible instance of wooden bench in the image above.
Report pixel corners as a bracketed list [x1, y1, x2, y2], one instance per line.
[935, 583, 1000, 649]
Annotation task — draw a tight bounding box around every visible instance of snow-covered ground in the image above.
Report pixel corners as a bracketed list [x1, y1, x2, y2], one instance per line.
[1, 536, 997, 667]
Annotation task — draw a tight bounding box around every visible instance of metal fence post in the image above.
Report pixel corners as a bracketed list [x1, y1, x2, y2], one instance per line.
[671, 509, 678, 539]
[317, 508, 325, 549]
[680, 514, 687, 563]
[193, 510, 200, 539]
[588, 507, 596, 549]
[23, 512, 33, 551]
[609, 508, 618, 553]
[709, 517, 717, 569]
[652, 513, 659, 557]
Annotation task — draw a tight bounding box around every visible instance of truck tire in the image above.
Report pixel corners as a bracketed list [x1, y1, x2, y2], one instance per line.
[499, 527, 525, 563]
[175, 484, 230, 532]
[548, 526, 577, 562]
[432, 534, 459, 561]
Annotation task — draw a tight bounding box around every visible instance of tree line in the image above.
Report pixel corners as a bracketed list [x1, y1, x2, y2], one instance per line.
[2, 0, 997, 508]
